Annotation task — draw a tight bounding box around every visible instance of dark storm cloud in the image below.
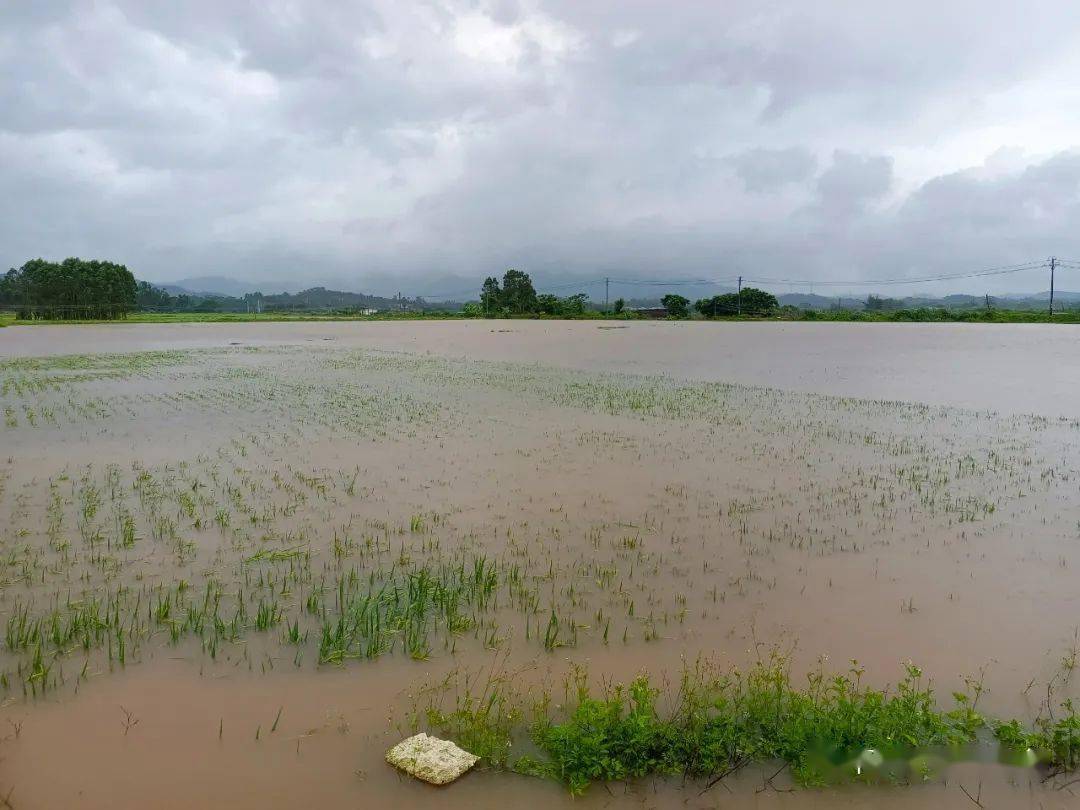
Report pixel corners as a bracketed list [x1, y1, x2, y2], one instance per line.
[2, 1, 1080, 295]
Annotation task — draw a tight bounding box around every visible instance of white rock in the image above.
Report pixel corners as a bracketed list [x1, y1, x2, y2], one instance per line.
[386, 733, 479, 785]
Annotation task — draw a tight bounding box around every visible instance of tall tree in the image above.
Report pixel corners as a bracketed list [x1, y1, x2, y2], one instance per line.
[739, 287, 779, 315]
[694, 287, 778, 317]
[480, 276, 502, 315]
[1, 258, 137, 320]
[500, 269, 537, 314]
[661, 293, 690, 318]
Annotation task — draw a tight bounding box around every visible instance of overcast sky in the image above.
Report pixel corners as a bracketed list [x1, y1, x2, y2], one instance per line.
[3, 1, 1080, 297]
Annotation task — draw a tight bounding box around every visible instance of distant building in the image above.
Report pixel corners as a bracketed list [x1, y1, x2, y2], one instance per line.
[630, 307, 668, 319]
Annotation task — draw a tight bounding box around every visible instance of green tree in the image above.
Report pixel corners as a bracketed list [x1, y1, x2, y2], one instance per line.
[739, 287, 779, 315]
[536, 292, 589, 317]
[560, 293, 589, 316]
[480, 276, 502, 315]
[2, 258, 137, 320]
[536, 293, 561, 315]
[613, 297, 625, 314]
[500, 269, 537, 314]
[661, 294, 690, 318]
[865, 294, 903, 311]
[136, 281, 173, 310]
[695, 287, 777, 317]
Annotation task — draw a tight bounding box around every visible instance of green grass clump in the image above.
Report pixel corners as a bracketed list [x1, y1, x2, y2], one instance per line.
[318, 557, 500, 664]
[425, 656, 1080, 794]
[524, 658, 983, 792]
[421, 664, 526, 767]
[993, 706, 1080, 772]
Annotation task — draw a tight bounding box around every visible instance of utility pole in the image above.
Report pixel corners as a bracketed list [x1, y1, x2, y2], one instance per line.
[605, 277, 610, 312]
[1049, 257, 1056, 316]
[737, 275, 743, 316]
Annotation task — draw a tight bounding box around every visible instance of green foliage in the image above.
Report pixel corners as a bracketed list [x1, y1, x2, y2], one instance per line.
[423, 666, 526, 767]
[481, 276, 502, 315]
[474, 270, 591, 317]
[994, 701, 1080, 773]
[443, 656, 1080, 795]
[1, 258, 137, 320]
[537, 292, 589, 317]
[135, 281, 173, 310]
[501, 269, 538, 314]
[695, 287, 779, 317]
[612, 298, 625, 314]
[317, 557, 499, 664]
[660, 294, 690, 318]
[530, 675, 673, 793]
[866, 294, 895, 311]
[798, 307, 1080, 324]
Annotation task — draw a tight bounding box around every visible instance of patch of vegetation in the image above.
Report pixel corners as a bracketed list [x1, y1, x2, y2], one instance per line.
[6, 342, 1080, 802]
[695, 287, 779, 317]
[425, 656, 1080, 794]
[475, 269, 596, 317]
[1, 258, 137, 320]
[793, 307, 1080, 324]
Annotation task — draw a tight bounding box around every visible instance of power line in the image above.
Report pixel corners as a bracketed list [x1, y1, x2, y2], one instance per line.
[602, 260, 1056, 291]
[745, 260, 1050, 287]
[419, 277, 605, 300]
[412, 257, 1069, 301]
[609, 277, 741, 286]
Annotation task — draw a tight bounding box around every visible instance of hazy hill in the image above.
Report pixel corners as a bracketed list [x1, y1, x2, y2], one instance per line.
[163, 276, 283, 297]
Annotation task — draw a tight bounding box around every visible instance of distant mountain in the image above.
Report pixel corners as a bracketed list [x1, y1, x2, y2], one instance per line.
[139, 274, 1080, 313]
[137, 280, 442, 313]
[262, 287, 415, 311]
[999, 290, 1080, 302]
[163, 276, 291, 297]
[776, 293, 865, 310]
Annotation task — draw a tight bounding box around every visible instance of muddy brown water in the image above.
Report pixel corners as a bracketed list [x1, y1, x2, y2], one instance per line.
[6, 319, 1080, 416]
[3, 321, 1080, 808]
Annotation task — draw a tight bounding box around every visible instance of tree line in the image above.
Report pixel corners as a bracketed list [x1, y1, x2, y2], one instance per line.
[0, 258, 783, 322]
[470, 269, 591, 317]
[0, 262, 442, 318]
[0, 258, 137, 320]
[658, 289, 781, 318]
[134, 284, 432, 314]
[470, 269, 779, 318]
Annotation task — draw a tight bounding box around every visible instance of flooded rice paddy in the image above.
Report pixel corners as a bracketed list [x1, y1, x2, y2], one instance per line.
[3, 321, 1080, 808]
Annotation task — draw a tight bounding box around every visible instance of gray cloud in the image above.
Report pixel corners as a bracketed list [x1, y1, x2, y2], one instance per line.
[731, 148, 817, 193]
[816, 151, 893, 213]
[2, 1, 1080, 296]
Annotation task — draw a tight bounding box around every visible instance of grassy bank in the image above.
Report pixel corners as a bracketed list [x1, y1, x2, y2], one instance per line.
[794, 307, 1080, 324]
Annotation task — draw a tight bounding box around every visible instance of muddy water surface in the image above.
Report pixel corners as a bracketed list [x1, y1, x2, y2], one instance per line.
[2, 323, 1080, 808]
[6, 319, 1080, 414]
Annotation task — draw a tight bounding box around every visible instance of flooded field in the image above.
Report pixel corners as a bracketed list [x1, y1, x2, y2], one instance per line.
[3, 321, 1080, 808]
